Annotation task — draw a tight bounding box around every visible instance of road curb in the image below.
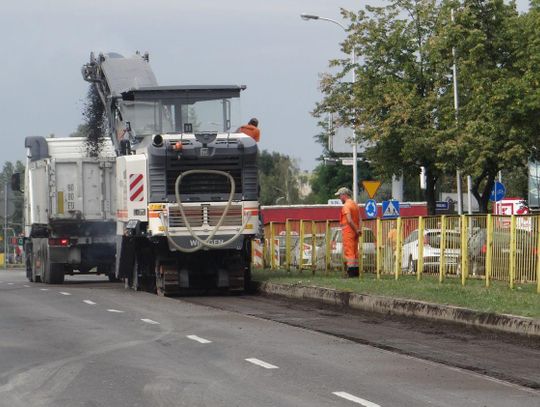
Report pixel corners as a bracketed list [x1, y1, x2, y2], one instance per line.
[256, 281, 540, 338]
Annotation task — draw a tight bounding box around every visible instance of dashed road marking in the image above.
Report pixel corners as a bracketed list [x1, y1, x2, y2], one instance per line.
[245, 358, 279, 369]
[7, 283, 14, 285]
[141, 318, 160, 325]
[187, 335, 212, 344]
[59, 292, 71, 296]
[83, 300, 96, 305]
[107, 309, 124, 313]
[332, 392, 381, 407]
[23, 285, 30, 288]
[40, 288, 49, 291]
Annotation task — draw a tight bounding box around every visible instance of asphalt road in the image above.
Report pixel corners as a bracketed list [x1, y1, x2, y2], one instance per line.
[0, 269, 538, 407]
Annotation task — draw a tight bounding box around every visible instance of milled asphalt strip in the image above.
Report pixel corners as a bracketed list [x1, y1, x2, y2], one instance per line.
[245, 358, 279, 369]
[141, 318, 160, 325]
[83, 300, 96, 305]
[187, 335, 212, 344]
[333, 392, 381, 407]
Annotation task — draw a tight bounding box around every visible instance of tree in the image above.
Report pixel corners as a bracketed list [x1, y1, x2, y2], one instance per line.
[0, 161, 25, 235]
[434, 0, 538, 212]
[258, 150, 302, 205]
[314, 0, 453, 214]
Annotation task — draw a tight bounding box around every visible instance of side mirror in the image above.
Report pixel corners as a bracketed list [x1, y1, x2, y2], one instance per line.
[11, 173, 21, 192]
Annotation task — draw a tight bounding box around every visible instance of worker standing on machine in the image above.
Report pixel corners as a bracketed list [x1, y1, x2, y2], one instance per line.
[239, 118, 260, 142]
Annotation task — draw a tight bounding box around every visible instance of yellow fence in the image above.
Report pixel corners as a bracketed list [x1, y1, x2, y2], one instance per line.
[258, 215, 540, 293]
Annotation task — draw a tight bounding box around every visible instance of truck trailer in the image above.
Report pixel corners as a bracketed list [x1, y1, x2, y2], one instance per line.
[82, 52, 260, 295]
[20, 136, 117, 283]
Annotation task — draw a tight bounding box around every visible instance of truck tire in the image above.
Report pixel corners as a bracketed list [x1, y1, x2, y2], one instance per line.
[49, 263, 65, 284]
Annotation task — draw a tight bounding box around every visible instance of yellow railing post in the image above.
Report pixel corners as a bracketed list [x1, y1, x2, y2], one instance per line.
[311, 220, 317, 274]
[376, 218, 382, 280]
[509, 215, 516, 289]
[536, 216, 540, 294]
[285, 219, 291, 272]
[325, 220, 331, 275]
[461, 215, 468, 286]
[299, 220, 305, 271]
[394, 217, 402, 280]
[358, 224, 364, 279]
[485, 214, 493, 288]
[439, 215, 446, 283]
[269, 222, 275, 270]
[417, 216, 424, 280]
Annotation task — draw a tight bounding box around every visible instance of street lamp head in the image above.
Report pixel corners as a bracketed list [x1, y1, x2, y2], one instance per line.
[300, 13, 319, 21]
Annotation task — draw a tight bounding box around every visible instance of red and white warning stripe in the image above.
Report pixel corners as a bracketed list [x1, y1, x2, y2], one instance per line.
[129, 173, 144, 202]
[252, 239, 264, 267]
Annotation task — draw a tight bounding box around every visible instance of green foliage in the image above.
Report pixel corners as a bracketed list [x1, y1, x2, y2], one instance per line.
[258, 150, 302, 205]
[0, 161, 25, 235]
[315, 0, 451, 214]
[312, 0, 540, 213]
[432, 0, 539, 211]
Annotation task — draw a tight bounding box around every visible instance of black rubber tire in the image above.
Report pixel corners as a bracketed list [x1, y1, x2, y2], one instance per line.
[49, 263, 65, 284]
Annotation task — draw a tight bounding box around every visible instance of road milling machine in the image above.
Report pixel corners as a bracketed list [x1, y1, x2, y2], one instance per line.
[82, 52, 259, 294]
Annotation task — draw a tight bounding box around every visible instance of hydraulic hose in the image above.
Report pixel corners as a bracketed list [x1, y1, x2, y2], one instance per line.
[161, 169, 251, 253]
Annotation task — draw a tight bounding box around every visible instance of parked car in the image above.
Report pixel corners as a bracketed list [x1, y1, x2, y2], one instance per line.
[457, 228, 537, 277]
[291, 234, 325, 269]
[330, 227, 376, 271]
[274, 234, 299, 266]
[401, 229, 461, 273]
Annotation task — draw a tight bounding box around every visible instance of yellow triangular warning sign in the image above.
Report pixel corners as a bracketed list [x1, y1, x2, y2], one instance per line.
[362, 180, 381, 199]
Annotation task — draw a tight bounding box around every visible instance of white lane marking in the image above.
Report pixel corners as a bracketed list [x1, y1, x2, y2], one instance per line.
[332, 392, 381, 407]
[245, 358, 279, 369]
[40, 288, 49, 291]
[59, 292, 71, 296]
[83, 300, 96, 305]
[187, 335, 212, 344]
[107, 309, 124, 313]
[23, 285, 30, 288]
[141, 318, 160, 325]
[7, 283, 14, 285]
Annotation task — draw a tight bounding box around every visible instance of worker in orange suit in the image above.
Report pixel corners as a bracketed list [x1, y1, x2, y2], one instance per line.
[335, 187, 361, 277]
[239, 118, 260, 142]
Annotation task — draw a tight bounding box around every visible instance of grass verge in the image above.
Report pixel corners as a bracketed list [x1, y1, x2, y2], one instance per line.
[253, 268, 540, 318]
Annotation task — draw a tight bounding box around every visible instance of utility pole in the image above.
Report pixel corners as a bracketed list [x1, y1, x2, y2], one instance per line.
[4, 181, 8, 270]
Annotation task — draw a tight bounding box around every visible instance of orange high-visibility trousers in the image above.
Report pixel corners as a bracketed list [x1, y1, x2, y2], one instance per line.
[343, 228, 359, 268]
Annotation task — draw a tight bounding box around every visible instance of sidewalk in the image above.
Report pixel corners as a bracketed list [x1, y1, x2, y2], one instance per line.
[256, 281, 540, 338]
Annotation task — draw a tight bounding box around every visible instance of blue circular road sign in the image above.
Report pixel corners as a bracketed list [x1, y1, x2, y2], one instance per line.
[490, 181, 506, 202]
[365, 199, 377, 219]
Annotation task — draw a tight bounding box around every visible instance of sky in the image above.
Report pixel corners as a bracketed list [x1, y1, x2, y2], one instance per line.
[0, 0, 530, 172]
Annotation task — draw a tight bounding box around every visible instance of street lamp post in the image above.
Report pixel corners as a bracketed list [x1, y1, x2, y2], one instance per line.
[301, 13, 358, 202]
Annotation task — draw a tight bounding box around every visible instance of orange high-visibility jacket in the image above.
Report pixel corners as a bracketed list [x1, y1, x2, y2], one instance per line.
[340, 198, 360, 267]
[239, 124, 260, 142]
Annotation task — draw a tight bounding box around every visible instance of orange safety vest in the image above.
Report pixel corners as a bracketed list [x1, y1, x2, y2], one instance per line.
[239, 124, 260, 142]
[340, 198, 360, 267]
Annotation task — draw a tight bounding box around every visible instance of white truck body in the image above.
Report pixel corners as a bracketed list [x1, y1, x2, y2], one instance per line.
[25, 137, 116, 231]
[23, 137, 118, 283]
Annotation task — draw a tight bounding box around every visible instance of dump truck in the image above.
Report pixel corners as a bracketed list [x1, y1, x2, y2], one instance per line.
[82, 52, 259, 295]
[19, 136, 117, 283]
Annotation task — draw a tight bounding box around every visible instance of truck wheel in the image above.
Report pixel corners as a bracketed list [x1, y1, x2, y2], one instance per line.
[26, 258, 34, 282]
[49, 263, 65, 284]
[125, 256, 139, 291]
